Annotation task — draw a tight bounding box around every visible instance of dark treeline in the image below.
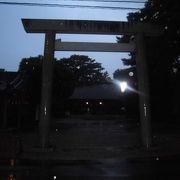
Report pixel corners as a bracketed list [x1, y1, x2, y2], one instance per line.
[114, 0, 180, 122]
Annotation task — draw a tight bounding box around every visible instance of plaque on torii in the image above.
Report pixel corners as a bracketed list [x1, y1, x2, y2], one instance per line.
[22, 19, 162, 149]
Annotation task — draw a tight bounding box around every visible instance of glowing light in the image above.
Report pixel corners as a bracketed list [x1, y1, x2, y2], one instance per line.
[119, 82, 127, 93]
[144, 16, 147, 20]
[99, 102, 102, 105]
[86, 102, 89, 105]
[53, 176, 57, 180]
[173, 67, 178, 74]
[114, 80, 136, 93]
[10, 159, 15, 167]
[164, 26, 168, 30]
[8, 174, 15, 180]
[156, 157, 159, 161]
[121, 107, 125, 111]
[44, 107, 47, 115]
[129, 71, 134, 77]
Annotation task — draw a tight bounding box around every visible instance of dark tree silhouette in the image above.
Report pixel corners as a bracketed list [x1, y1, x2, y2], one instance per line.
[117, 0, 180, 121]
[18, 55, 109, 118]
[19, 55, 43, 104]
[18, 55, 109, 104]
[60, 55, 109, 86]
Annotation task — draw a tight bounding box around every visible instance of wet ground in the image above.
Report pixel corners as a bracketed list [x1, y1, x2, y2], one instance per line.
[1, 116, 180, 179]
[1, 156, 180, 179]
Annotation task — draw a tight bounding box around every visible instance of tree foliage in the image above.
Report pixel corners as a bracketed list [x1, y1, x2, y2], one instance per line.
[18, 55, 109, 105]
[116, 0, 180, 120]
[60, 55, 109, 86]
[19, 56, 43, 104]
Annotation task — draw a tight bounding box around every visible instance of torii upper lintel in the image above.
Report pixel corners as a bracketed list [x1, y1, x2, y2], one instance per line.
[22, 19, 162, 36]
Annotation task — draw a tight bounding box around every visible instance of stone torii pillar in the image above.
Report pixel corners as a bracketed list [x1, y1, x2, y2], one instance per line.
[135, 33, 151, 148]
[39, 31, 55, 148]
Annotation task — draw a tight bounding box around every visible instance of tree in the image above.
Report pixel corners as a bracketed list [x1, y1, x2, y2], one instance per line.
[18, 55, 75, 105]
[118, 0, 180, 121]
[126, 0, 180, 76]
[18, 54, 109, 104]
[19, 55, 43, 104]
[60, 55, 109, 86]
[116, 35, 136, 66]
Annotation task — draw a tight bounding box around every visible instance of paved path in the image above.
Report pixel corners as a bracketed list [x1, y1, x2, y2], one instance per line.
[1, 118, 180, 179]
[20, 118, 180, 160]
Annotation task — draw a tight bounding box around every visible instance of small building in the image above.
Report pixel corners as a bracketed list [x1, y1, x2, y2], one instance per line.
[67, 83, 126, 115]
[0, 71, 34, 129]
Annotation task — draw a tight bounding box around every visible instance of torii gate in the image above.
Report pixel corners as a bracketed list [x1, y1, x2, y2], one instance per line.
[22, 19, 162, 149]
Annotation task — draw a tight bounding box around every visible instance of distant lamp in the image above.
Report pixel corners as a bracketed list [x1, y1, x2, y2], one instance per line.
[129, 71, 134, 77]
[86, 102, 89, 105]
[119, 81, 127, 93]
[99, 102, 102, 105]
[114, 80, 128, 93]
